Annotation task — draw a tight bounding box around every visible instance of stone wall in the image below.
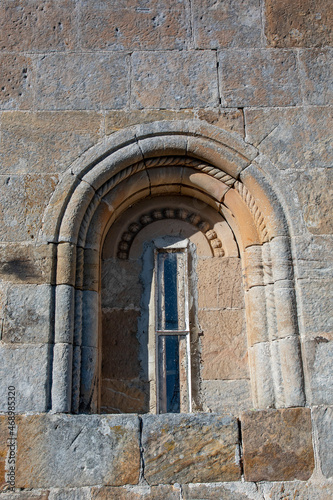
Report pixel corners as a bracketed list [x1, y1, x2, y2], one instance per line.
[0, 0, 332, 497]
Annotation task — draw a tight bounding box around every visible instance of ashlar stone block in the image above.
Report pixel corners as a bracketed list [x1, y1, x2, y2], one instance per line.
[2, 284, 53, 343]
[264, 0, 333, 47]
[15, 414, 140, 489]
[91, 484, 182, 499]
[299, 48, 333, 105]
[0, 344, 50, 412]
[36, 53, 130, 110]
[0, 111, 104, 174]
[131, 51, 219, 109]
[197, 257, 244, 309]
[0, 55, 34, 110]
[192, 0, 262, 49]
[199, 309, 249, 380]
[241, 408, 315, 482]
[219, 49, 301, 107]
[0, 0, 77, 52]
[141, 413, 241, 484]
[244, 106, 333, 170]
[182, 482, 261, 500]
[78, 0, 190, 51]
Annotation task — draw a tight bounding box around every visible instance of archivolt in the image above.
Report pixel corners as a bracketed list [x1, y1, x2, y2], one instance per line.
[40, 120, 305, 414]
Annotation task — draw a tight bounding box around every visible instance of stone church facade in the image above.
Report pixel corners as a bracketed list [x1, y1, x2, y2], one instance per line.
[0, 0, 332, 498]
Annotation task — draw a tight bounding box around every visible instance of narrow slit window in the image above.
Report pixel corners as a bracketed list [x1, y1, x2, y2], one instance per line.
[155, 248, 191, 414]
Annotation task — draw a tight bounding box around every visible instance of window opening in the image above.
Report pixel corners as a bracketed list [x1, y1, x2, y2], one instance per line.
[155, 248, 191, 413]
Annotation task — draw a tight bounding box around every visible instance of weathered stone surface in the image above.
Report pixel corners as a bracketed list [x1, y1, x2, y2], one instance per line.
[36, 54, 129, 110]
[242, 408, 315, 482]
[292, 169, 333, 235]
[15, 414, 140, 488]
[197, 257, 244, 309]
[131, 51, 219, 109]
[199, 309, 248, 380]
[294, 235, 333, 280]
[79, 0, 189, 50]
[0, 344, 49, 412]
[264, 0, 333, 47]
[101, 259, 142, 309]
[49, 488, 90, 500]
[0, 55, 34, 110]
[193, 0, 261, 49]
[202, 379, 252, 415]
[304, 340, 333, 405]
[101, 378, 149, 414]
[0, 0, 77, 52]
[105, 110, 195, 134]
[0, 243, 55, 284]
[0, 111, 104, 174]
[196, 108, 245, 136]
[142, 414, 240, 484]
[0, 175, 59, 242]
[299, 49, 333, 105]
[0, 491, 49, 499]
[2, 284, 53, 343]
[102, 309, 140, 379]
[219, 50, 301, 107]
[91, 484, 182, 500]
[298, 279, 332, 337]
[182, 482, 261, 500]
[0, 416, 9, 491]
[259, 480, 333, 500]
[245, 106, 333, 170]
[312, 406, 333, 478]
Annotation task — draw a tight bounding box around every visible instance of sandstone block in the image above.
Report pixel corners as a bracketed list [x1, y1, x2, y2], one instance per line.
[141, 413, 241, 484]
[182, 482, 261, 500]
[0, 344, 49, 412]
[192, 0, 261, 49]
[101, 259, 142, 309]
[0, 55, 34, 110]
[202, 379, 252, 416]
[299, 48, 333, 105]
[101, 378, 149, 414]
[219, 49, 301, 107]
[49, 488, 90, 500]
[199, 309, 249, 380]
[197, 257, 244, 309]
[0, 490, 49, 499]
[304, 340, 333, 405]
[294, 235, 333, 280]
[36, 54, 129, 110]
[196, 108, 244, 136]
[0, 243, 55, 284]
[293, 168, 333, 235]
[244, 107, 333, 170]
[0, 174, 59, 242]
[241, 408, 315, 481]
[78, 0, 189, 51]
[131, 51, 219, 109]
[0, 0, 77, 52]
[2, 284, 53, 343]
[105, 110, 195, 134]
[81, 290, 99, 347]
[0, 111, 103, 174]
[264, 0, 333, 47]
[259, 480, 333, 500]
[312, 406, 333, 478]
[91, 484, 182, 499]
[102, 309, 140, 380]
[298, 278, 332, 337]
[15, 414, 140, 488]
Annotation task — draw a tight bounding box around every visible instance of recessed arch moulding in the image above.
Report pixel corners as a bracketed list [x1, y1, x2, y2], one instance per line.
[39, 120, 305, 414]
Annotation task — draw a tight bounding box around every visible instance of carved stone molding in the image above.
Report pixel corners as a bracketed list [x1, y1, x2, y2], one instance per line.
[233, 180, 269, 243]
[117, 208, 224, 259]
